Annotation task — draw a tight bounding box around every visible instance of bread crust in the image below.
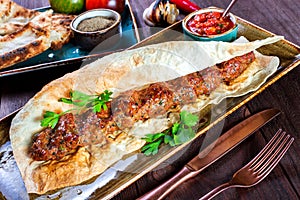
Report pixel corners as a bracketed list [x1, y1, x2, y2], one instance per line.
[0, 10, 52, 70]
[0, 0, 38, 35]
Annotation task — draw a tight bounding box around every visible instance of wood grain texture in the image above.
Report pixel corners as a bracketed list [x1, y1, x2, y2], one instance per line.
[0, 0, 299, 200]
[12, 0, 49, 9]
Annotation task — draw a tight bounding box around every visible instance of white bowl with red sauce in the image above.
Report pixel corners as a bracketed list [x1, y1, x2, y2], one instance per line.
[182, 8, 238, 42]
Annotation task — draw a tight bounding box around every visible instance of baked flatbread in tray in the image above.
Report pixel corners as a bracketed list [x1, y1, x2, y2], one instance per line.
[0, 0, 75, 71]
[0, 0, 140, 77]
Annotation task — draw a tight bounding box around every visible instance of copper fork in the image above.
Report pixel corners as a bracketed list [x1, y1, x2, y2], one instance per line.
[200, 129, 294, 200]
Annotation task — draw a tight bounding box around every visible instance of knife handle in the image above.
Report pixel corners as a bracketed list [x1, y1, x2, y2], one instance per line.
[137, 166, 198, 200]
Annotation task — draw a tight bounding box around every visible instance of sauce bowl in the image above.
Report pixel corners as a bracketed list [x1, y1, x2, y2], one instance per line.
[71, 9, 121, 50]
[182, 7, 238, 42]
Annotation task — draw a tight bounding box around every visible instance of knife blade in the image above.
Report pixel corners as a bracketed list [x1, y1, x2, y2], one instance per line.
[137, 108, 280, 200]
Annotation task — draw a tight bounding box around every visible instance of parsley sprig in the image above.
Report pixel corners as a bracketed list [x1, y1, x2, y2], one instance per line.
[40, 90, 113, 128]
[40, 111, 66, 129]
[141, 111, 199, 156]
[60, 90, 112, 112]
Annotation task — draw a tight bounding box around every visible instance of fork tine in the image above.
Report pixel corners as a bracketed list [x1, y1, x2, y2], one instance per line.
[199, 129, 294, 200]
[255, 134, 291, 173]
[251, 131, 287, 171]
[247, 129, 283, 168]
[258, 136, 294, 178]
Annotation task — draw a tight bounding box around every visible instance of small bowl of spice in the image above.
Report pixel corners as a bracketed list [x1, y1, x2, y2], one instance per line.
[71, 9, 121, 50]
[182, 7, 238, 42]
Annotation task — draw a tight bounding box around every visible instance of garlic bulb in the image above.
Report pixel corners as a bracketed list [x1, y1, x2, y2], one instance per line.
[143, 0, 179, 26]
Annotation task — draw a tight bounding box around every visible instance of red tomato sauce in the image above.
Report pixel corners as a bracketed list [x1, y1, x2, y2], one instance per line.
[187, 11, 235, 36]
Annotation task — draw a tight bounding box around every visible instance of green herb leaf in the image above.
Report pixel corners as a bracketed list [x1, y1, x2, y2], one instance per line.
[142, 134, 154, 143]
[60, 90, 92, 107]
[41, 90, 113, 129]
[59, 90, 112, 113]
[40, 111, 61, 129]
[59, 98, 73, 104]
[142, 133, 164, 143]
[173, 126, 195, 145]
[180, 110, 199, 127]
[141, 139, 163, 156]
[152, 133, 166, 141]
[92, 90, 113, 113]
[164, 135, 175, 146]
[171, 122, 180, 135]
[141, 132, 166, 155]
[58, 89, 113, 115]
[142, 111, 199, 156]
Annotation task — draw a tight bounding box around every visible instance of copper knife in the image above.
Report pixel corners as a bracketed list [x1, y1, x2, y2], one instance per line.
[137, 108, 280, 200]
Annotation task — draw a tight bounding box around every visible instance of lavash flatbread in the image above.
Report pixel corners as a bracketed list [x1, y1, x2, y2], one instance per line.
[9, 36, 282, 194]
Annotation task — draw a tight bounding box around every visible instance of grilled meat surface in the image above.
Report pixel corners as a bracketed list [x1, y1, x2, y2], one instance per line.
[29, 52, 255, 161]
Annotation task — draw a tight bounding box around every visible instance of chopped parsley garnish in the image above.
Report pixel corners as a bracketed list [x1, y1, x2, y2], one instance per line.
[40, 111, 66, 129]
[60, 90, 112, 112]
[218, 23, 224, 28]
[141, 111, 199, 156]
[40, 90, 112, 128]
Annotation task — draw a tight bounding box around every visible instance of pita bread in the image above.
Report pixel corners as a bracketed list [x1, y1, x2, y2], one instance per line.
[9, 36, 282, 194]
[0, 0, 75, 70]
[0, 10, 52, 70]
[49, 13, 75, 50]
[0, 0, 38, 35]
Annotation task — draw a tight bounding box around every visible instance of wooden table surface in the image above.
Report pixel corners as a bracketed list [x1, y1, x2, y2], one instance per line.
[1, 0, 299, 200]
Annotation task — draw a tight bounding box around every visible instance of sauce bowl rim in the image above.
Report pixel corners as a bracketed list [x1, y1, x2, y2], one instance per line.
[182, 7, 237, 39]
[70, 8, 121, 35]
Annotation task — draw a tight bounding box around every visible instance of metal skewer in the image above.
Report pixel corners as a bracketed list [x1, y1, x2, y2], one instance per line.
[222, 0, 238, 17]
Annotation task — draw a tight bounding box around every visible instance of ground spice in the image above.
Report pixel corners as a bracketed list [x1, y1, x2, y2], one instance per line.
[77, 16, 116, 32]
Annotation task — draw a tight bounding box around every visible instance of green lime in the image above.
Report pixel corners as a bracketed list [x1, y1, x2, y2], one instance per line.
[49, 0, 84, 14]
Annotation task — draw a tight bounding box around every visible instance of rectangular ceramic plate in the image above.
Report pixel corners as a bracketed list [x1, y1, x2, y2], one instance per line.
[0, 15, 299, 200]
[0, 0, 140, 77]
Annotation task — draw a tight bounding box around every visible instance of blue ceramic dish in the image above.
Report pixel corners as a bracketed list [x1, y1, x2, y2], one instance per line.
[182, 8, 238, 42]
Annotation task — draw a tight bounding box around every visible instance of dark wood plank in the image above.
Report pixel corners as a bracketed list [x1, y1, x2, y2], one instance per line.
[12, 0, 49, 9]
[129, 0, 300, 199]
[128, 108, 299, 200]
[165, 135, 299, 200]
[246, 66, 300, 197]
[131, 0, 300, 45]
[0, 0, 299, 200]
[0, 65, 79, 119]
